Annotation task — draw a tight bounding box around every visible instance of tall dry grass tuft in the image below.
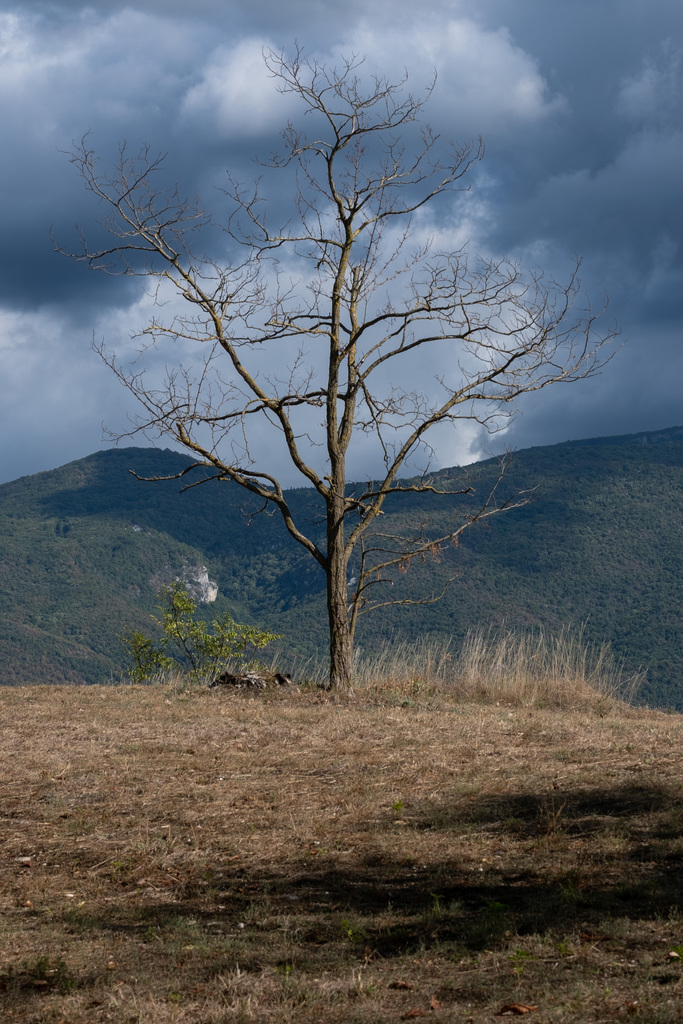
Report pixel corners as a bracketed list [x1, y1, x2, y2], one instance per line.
[452, 626, 643, 708]
[344, 627, 643, 709]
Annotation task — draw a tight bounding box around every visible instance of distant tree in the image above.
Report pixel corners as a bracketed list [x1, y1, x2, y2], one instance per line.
[61, 50, 616, 692]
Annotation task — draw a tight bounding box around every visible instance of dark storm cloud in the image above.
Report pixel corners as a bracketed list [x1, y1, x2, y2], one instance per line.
[0, 0, 681, 483]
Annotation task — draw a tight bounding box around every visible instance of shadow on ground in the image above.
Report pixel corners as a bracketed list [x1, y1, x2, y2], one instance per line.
[3, 779, 681, 1023]
[30, 782, 683, 956]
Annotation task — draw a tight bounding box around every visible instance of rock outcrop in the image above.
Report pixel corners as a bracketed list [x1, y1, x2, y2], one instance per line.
[181, 564, 218, 603]
[150, 562, 218, 603]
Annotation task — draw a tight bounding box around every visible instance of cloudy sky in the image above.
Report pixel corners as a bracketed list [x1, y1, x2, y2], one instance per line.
[0, 0, 681, 485]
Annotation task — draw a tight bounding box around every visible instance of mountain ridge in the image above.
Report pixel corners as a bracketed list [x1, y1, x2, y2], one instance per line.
[0, 427, 681, 706]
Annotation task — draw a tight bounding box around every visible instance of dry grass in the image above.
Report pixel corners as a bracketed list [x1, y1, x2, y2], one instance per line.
[297, 628, 644, 709]
[1, 674, 682, 1023]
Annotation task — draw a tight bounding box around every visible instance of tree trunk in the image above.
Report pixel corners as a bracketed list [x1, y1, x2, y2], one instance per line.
[326, 492, 354, 692]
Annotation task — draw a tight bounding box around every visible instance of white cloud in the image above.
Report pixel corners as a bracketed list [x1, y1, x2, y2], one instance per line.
[177, 17, 564, 146]
[0, 8, 200, 139]
[429, 19, 563, 124]
[0, 304, 124, 481]
[180, 38, 297, 138]
[0, 281, 189, 480]
[333, 17, 564, 137]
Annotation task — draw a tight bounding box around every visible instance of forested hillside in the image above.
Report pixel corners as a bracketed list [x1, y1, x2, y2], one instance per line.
[0, 427, 681, 706]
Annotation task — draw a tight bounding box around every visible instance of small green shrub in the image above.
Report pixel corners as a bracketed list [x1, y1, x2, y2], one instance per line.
[120, 582, 280, 682]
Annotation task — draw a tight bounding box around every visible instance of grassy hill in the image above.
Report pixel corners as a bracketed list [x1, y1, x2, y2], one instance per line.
[0, 427, 681, 706]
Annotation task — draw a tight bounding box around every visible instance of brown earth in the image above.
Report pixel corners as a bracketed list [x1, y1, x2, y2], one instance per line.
[0, 681, 681, 1022]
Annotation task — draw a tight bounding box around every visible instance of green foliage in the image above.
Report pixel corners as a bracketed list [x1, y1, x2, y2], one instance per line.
[121, 629, 172, 682]
[121, 582, 280, 682]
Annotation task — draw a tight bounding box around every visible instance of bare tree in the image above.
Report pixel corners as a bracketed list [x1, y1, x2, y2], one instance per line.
[60, 51, 616, 692]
